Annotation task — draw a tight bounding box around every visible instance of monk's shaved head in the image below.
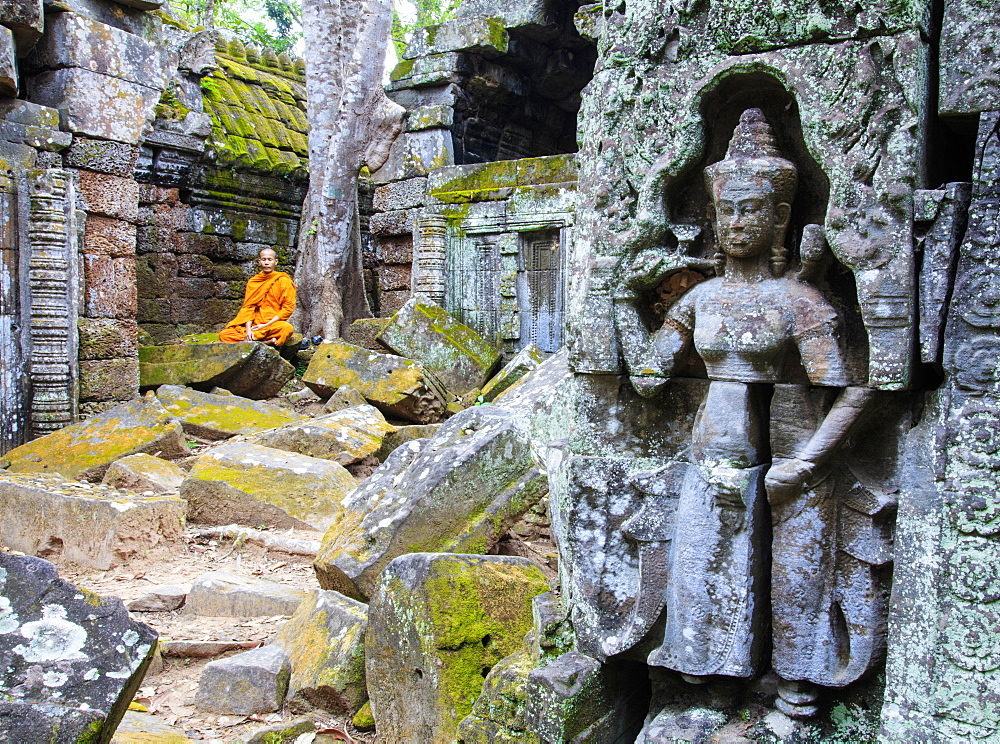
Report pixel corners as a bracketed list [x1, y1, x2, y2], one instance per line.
[259, 248, 277, 259]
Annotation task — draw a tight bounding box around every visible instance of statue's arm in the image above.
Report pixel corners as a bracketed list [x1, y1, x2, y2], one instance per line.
[615, 293, 690, 396]
[766, 386, 875, 503]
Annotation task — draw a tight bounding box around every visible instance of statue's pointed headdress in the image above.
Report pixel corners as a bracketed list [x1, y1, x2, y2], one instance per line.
[705, 108, 797, 204]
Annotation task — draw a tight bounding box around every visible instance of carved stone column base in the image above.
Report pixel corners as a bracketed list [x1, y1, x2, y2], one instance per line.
[775, 678, 819, 718]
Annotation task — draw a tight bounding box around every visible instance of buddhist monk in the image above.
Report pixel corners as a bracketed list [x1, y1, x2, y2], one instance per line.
[218, 248, 296, 345]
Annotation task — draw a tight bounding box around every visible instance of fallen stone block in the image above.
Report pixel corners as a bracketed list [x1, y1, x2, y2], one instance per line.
[244, 716, 317, 744]
[0, 472, 186, 570]
[343, 316, 392, 350]
[322, 384, 368, 414]
[377, 297, 501, 396]
[366, 553, 549, 743]
[112, 711, 195, 743]
[181, 443, 357, 530]
[374, 423, 441, 461]
[1, 395, 188, 480]
[0, 554, 157, 742]
[243, 404, 395, 466]
[186, 572, 310, 617]
[272, 590, 368, 715]
[195, 645, 291, 715]
[157, 384, 304, 440]
[139, 340, 295, 400]
[102, 452, 186, 493]
[126, 584, 187, 612]
[480, 343, 545, 402]
[160, 639, 263, 658]
[303, 340, 447, 424]
[313, 405, 548, 600]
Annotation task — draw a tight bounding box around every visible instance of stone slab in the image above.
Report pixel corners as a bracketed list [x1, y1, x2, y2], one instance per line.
[272, 589, 368, 715]
[181, 442, 357, 530]
[1, 395, 188, 480]
[27, 67, 161, 145]
[378, 297, 502, 397]
[0, 26, 16, 98]
[480, 343, 544, 402]
[156, 384, 304, 440]
[102, 452, 186, 493]
[0, 472, 186, 570]
[139, 341, 296, 400]
[127, 584, 187, 612]
[303, 340, 447, 424]
[186, 572, 310, 617]
[243, 404, 395, 466]
[195, 645, 290, 715]
[0, 554, 157, 742]
[313, 405, 548, 600]
[365, 553, 549, 743]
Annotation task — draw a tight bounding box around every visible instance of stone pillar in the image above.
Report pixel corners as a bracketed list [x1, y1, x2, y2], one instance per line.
[26, 168, 76, 438]
[412, 211, 447, 305]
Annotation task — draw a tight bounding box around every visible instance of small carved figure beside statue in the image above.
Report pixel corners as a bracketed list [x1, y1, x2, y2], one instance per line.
[613, 109, 895, 718]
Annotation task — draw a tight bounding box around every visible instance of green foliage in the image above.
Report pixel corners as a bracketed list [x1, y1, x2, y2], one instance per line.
[391, 0, 462, 57]
[170, 0, 302, 53]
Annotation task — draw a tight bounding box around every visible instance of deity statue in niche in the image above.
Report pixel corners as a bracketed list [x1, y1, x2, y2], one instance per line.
[614, 108, 893, 716]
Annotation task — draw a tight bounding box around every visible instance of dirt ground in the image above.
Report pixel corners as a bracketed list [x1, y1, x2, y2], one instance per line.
[60, 529, 370, 743]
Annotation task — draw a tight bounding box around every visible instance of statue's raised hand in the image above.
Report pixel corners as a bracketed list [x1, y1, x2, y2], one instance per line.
[765, 457, 814, 505]
[623, 250, 673, 292]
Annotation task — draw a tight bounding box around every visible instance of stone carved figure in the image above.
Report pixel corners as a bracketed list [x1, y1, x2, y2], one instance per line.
[615, 109, 891, 716]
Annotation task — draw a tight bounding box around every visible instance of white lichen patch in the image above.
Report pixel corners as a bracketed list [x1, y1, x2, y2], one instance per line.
[12, 605, 87, 662]
[0, 596, 19, 634]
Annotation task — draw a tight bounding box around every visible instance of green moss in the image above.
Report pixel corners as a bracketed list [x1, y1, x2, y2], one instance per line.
[390, 58, 415, 82]
[352, 700, 375, 730]
[486, 18, 508, 49]
[155, 82, 192, 122]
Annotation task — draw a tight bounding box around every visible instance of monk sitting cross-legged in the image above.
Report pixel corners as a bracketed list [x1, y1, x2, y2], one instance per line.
[218, 248, 296, 346]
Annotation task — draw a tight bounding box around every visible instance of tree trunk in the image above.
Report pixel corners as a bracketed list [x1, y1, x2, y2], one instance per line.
[294, 0, 404, 338]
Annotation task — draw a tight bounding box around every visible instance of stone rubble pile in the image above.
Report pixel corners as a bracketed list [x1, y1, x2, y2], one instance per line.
[1, 312, 574, 741]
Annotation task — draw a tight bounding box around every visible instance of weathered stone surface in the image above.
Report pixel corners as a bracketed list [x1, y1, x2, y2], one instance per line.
[374, 423, 441, 461]
[373, 177, 427, 212]
[27, 68, 161, 144]
[481, 343, 544, 402]
[371, 129, 455, 184]
[940, 0, 999, 114]
[2, 396, 187, 480]
[112, 710, 195, 742]
[127, 584, 187, 612]
[139, 341, 296, 400]
[77, 317, 139, 360]
[64, 136, 139, 176]
[378, 297, 502, 396]
[195, 645, 290, 715]
[110, 712, 191, 743]
[186, 572, 310, 617]
[77, 171, 141, 222]
[28, 12, 167, 88]
[84, 215, 137, 256]
[366, 553, 549, 743]
[244, 404, 395, 466]
[343, 317, 392, 351]
[83, 254, 137, 319]
[181, 443, 357, 530]
[404, 17, 508, 59]
[156, 384, 303, 440]
[79, 358, 140, 402]
[160, 639, 261, 658]
[0, 554, 157, 742]
[0, 472, 186, 569]
[313, 404, 547, 600]
[0, 26, 16, 98]
[303, 340, 447, 424]
[0, 0, 43, 48]
[321, 384, 369, 414]
[272, 589, 368, 715]
[102, 452, 186, 493]
[243, 717, 317, 744]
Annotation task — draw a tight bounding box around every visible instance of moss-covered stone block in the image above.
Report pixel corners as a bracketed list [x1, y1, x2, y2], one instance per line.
[365, 553, 549, 744]
[243, 404, 395, 466]
[79, 358, 140, 403]
[272, 590, 368, 715]
[180, 442, 357, 530]
[481, 344, 545, 402]
[377, 298, 502, 396]
[312, 405, 548, 600]
[101, 452, 186, 494]
[139, 341, 294, 399]
[302, 340, 446, 424]
[156, 384, 303, 440]
[374, 423, 442, 461]
[3, 396, 188, 480]
[78, 318, 139, 361]
[343, 317, 392, 351]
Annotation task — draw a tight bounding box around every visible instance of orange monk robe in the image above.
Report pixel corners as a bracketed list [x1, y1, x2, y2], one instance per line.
[218, 271, 296, 345]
